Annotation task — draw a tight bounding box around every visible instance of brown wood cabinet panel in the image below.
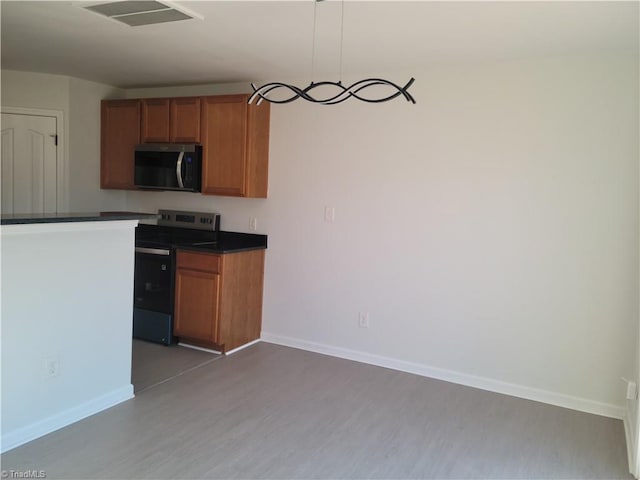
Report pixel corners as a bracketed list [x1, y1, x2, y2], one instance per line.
[174, 268, 220, 344]
[174, 249, 265, 353]
[201, 95, 247, 196]
[177, 250, 220, 273]
[100, 99, 140, 189]
[170, 97, 201, 143]
[245, 99, 270, 198]
[141, 98, 170, 143]
[200, 95, 270, 198]
[218, 249, 265, 352]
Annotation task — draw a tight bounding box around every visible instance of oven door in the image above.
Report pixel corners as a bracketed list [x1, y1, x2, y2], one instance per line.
[133, 247, 175, 345]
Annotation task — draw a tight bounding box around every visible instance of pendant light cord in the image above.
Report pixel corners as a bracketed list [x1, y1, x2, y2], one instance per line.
[310, 0, 318, 84]
[339, 0, 344, 84]
[313, 0, 344, 84]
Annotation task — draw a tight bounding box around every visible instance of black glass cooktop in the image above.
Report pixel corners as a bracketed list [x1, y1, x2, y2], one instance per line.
[136, 224, 219, 249]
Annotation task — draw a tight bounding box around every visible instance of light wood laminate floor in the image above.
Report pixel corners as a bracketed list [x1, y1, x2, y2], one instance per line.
[131, 339, 220, 393]
[2, 343, 632, 479]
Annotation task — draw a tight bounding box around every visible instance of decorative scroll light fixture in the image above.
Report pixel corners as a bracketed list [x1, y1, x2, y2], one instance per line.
[248, 0, 416, 106]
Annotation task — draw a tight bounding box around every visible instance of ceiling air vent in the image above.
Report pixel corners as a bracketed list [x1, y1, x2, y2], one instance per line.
[84, 1, 196, 26]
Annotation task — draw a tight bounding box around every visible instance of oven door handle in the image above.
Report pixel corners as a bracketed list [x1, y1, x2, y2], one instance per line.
[176, 151, 185, 189]
[135, 247, 171, 256]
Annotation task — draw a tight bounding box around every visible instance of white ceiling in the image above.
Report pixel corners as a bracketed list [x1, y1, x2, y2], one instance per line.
[1, 1, 638, 89]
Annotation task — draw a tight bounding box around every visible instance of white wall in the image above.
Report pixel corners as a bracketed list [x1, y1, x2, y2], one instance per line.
[124, 82, 250, 99]
[1, 70, 127, 211]
[125, 53, 639, 418]
[1, 221, 137, 452]
[1, 70, 70, 111]
[263, 53, 638, 417]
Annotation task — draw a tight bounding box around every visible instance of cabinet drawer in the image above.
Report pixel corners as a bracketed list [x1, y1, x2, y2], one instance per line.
[177, 250, 220, 273]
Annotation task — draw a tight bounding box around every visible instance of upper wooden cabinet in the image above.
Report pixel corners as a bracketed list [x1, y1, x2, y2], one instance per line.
[170, 97, 201, 143]
[141, 97, 201, 143]
[200, 95, 270, 198]
[100, 94, 269, 196]
[101, 99, 140, 189]
[141, 98, 170, 143]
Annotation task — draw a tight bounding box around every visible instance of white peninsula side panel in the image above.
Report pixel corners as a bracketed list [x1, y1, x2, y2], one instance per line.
[1, 220, 138, 452]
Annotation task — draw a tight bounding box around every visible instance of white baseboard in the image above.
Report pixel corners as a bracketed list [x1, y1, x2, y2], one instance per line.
[1, 385, 134, 454]
[261, 332, 625, 420]
[178, 342, 222, 354]
[226, 339, 261, 355]
[178, 339, 260, 356]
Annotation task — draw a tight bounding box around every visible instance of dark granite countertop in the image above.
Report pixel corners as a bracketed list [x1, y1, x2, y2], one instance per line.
[175, 231, 267, 254]
[1, 211, 159, 225]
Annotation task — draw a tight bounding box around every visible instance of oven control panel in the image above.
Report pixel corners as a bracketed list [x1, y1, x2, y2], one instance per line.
[158, 209, 220, 231]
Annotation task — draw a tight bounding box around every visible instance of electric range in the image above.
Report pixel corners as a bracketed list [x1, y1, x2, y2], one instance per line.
[133, 209, 221, 345]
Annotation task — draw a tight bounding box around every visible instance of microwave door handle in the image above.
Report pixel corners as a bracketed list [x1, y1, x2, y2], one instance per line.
[176, 152, 185, 189]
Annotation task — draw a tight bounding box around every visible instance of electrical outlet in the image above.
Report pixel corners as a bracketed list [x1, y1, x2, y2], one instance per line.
[249, 217, 258, 231]
[627, 381, 638, 400]
[358, 312, 370, 328]
[44, 357, 60, 378]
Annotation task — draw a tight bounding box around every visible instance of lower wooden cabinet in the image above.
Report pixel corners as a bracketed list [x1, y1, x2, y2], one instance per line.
[174, 264, 221, 344]
[173, 249, 265, 353]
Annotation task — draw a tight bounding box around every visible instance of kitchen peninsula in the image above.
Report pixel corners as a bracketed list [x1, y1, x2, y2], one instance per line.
[1, 211, 157, 453]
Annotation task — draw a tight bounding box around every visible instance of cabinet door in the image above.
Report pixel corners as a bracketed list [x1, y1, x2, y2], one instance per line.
[245, 99, 270, 198]
[217, 249, 265, 352]
[200, 95, 249, 196]
[101, 99, 140, 189]
[141, 98, 170, 143]
[174, 268, 220, 343]
[170, 97, 201, 143]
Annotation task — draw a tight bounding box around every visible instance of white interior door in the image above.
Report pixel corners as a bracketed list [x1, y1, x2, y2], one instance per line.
[1, 113, 58, 214]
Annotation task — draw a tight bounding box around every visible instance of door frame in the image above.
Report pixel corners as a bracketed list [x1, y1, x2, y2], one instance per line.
[1, 106, 67, 212]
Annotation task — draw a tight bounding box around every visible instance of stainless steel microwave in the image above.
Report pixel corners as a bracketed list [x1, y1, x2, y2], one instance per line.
[134, 144, 202, 192]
